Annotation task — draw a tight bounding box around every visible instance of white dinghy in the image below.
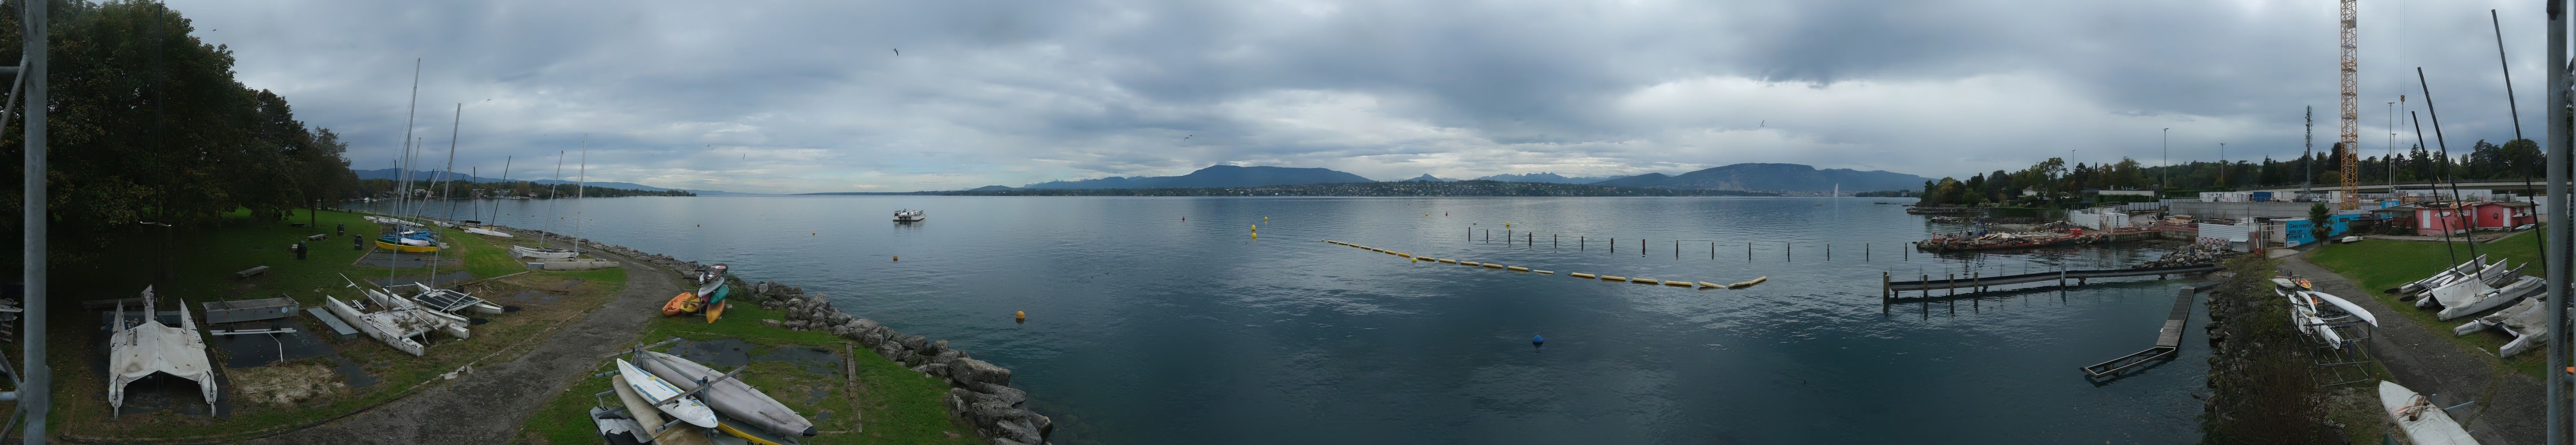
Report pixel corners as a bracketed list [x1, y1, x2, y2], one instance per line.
[2380, 381, 2479, 445]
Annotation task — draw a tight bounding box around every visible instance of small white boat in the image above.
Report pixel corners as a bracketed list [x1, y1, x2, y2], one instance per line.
[463, 227, 513, 238]
[512, 244, 578, 259]
[2432, 276, 2542, 321]
[2277, 283, 2367, 349]
[617, 358, 718, 428]
[2396, 256, 2487, 294]
[2305, 290, 2376, 327]
[2380, 381, 2479, 445]
[893, 209, 926, 222]
[2455, 296, 2551, 357]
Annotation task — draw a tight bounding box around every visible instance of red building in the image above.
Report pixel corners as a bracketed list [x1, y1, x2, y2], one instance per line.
[2412, 203, 2471, 236]
[2409, 201, 2536, 236]
[2466, 201, 2537, 230]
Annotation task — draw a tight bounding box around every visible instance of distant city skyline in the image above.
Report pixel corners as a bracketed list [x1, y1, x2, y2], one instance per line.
[175, 0, 2546, 194]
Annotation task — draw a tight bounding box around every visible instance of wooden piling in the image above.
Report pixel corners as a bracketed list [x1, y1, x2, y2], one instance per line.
[1866, 243, 1870, 262]
[1826, 244, 1831, 261]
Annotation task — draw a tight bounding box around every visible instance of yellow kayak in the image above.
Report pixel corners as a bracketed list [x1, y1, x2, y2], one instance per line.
[715, 415, 803, 445]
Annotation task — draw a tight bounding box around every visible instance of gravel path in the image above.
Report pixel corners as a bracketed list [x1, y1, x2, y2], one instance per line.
[2279, 254, 2541, 445]
[248, 251, 676, 445]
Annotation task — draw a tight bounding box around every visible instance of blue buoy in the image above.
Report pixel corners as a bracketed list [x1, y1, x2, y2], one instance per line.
[1531, 335, 1545, 345]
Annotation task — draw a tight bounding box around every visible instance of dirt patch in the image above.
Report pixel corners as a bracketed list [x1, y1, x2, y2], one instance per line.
[230, 363, 351, 407]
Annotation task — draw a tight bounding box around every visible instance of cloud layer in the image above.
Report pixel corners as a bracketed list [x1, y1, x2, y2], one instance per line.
[172, 0, 2551, 193]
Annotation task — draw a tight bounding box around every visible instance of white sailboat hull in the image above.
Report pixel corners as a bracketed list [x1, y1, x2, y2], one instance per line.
[2380, 381, 2478, 445]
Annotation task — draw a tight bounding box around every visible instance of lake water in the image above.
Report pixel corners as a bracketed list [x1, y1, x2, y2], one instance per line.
[367, 196, 2206, 444]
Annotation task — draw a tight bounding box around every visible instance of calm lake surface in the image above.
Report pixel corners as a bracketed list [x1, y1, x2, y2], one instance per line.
[372, 196, 2206, 444]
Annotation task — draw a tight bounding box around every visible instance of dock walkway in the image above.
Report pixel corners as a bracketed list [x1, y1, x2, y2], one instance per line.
[1880, 264, 2220, 300]
[2082, 282, 2212, 378]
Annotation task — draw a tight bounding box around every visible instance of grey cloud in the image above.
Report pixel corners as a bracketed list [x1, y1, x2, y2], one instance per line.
[175, 0, 2550, 192]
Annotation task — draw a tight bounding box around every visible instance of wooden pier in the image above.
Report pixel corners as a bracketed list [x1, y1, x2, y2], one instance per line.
[1879, 264, 2221, 300]
[2081, 282, 2213, 378]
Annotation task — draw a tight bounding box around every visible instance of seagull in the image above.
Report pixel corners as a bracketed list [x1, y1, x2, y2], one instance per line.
[1759, 120, 1765, 128]
[892, 48, 900, 56]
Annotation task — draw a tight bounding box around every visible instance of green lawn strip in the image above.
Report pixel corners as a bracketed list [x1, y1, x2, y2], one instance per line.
[41, 208, 635, 440]
[519, 301, 979, 445]
[2308, 236, 2548, 379]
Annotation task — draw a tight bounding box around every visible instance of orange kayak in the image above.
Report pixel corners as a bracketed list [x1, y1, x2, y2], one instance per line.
[704, 301, 726, 323]
[662, 292, 702, 316]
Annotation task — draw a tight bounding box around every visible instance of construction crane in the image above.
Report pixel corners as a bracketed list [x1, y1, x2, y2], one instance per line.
[2336, 0, 2361, 209]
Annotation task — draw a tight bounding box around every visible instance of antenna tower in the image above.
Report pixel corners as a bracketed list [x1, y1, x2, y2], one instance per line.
[2336, 0, 2361, 209]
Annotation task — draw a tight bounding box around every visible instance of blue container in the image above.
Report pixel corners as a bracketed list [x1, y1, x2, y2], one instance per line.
[2249, 192, 2273, 202]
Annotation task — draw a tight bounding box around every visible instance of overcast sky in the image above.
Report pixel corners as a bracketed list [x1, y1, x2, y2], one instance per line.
[170, 0, 2550, 193]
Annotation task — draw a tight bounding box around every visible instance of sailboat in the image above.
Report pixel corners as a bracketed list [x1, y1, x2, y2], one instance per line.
[525, 139, 619, 271]
[513, 150, 578, 259]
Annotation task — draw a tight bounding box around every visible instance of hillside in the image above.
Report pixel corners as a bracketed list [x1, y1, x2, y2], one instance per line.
[1472, 173, 1625, 184]
[1585, 163, 1926, 192]
[1021, 165, 1375, 189]
[353, 168, 750, 195]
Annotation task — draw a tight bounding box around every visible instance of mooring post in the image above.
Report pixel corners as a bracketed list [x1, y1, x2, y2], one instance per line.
[1826, 244, 1831, 261]
[1866, 243, 1870, 262]
[1528, 232, 1533, 246]
[1747, 242, 1753, 262]
[1710, 242, 1715, 259]
[1786, 242, 1792, 262]
[1581, 236, 1585, 249]
[1674, 239, 1679, 259]
[1947, 273, 1955, 296]
[1554, 234, 1558, 248]
[1611, 238, 1615, 253]
[1905, 242, 1911, 261]
[1922, 275, 1930, 298]
[1882, 272, 1891, 300]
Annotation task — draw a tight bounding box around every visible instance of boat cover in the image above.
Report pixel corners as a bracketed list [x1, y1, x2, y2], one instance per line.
[107, 287, 219, 416]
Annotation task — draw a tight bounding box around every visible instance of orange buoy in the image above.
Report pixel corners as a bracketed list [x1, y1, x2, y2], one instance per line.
[1015, 310, 1027, 320]
[892, 255, 899, 262]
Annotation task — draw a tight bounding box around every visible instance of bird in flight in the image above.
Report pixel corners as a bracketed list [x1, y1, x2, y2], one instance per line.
[892, 48, 900, 56]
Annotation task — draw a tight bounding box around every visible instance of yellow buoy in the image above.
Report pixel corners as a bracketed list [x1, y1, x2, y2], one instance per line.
[1015, 311, 1026, 320]
[892, 255, 899, 262]
[1251, 225, 1257, 232]
[1504, 222, 1510, 228]
[1411, 256, 1418, 263]
[1264, 216, 1269, 222]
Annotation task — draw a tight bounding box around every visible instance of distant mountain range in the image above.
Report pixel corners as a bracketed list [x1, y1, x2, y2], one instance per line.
[1585, 163, 1928, 192]
[994, 163, 1925, 193]
[1020, 165, 1376, 189]
[352, 168, 755, 195]
[1471, 172, 1625, 184]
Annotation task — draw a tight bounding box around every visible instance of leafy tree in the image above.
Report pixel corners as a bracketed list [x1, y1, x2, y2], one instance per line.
[2307, 203, 2333, 242]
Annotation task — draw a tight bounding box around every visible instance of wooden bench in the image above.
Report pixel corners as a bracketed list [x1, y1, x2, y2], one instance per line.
[234, 266, 270, 279]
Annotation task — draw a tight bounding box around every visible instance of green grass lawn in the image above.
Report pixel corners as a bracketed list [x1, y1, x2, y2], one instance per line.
[2308, 231, 2547, 378]
[518, 292, 981, 445]
[26, 207, 635, 441]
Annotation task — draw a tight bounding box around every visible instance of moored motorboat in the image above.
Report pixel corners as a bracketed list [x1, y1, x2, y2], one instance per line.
[893, 209, 925, 222]
[2380, 380, 2478, 445]
[635, 350, 817, 438]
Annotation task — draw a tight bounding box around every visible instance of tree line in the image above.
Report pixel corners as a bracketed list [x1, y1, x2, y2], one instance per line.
[0, 0, 358, 259]
[356, 179, 694, 199]
[1917, 138, 2539, 207]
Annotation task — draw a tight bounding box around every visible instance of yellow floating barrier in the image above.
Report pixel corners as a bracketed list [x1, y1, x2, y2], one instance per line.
[1483, 263, 1504, 269]
[1570, 272, 1596, 278]
[1534, 270, 1554, 274]
[1506, 266, 1529, 271]
[1460, 261, 1481, 266]
[1629, 277, 1659, 284]
[1662, 280, 1692, 286]
[1440, 259, 1459, 264]
[1728, 276, 1769, 289]
[1598, 275, 1626, 281]
[1697, 281, 1722, 289]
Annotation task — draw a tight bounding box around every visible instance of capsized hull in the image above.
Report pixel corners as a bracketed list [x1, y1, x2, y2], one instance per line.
[636, 350, 817, 438]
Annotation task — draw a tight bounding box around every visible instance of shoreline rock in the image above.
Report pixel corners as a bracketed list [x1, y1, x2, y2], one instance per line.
[500, 226, 1056, 445]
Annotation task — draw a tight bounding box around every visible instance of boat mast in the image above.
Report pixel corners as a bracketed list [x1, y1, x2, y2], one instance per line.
[575, 136, 587, 257]
[394, 59, 420, 224]
[543, 150, 563, 249]
[492, 156, 511, 223]
[438, 103, 460, 222]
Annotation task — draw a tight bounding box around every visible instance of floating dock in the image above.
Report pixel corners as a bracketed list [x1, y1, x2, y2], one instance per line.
[2081, 282, 2212, 378]
[1880, 264, 2220, 300]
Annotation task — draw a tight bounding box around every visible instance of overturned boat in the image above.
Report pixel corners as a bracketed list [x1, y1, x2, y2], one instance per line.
[635, 350, 817, 438]
[2395, 255, 2493, 295]
[106, 287, 219, 417]
[2455, 296, 2551, 358]
[2381, 381, 2478, 445]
